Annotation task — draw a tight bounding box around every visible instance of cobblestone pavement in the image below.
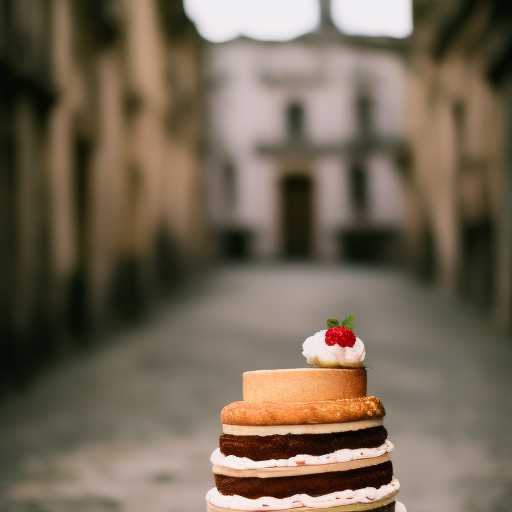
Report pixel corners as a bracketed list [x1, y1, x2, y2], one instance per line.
[1, 264, 511, 512]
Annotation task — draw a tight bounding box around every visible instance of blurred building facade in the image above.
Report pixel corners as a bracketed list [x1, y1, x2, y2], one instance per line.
[0, 0, 206, 388]
[406, 0, 512, 328]
[204, 2, 408, 262]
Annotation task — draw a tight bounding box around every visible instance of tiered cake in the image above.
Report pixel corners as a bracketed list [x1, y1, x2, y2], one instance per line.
[206, 316, 406, 512]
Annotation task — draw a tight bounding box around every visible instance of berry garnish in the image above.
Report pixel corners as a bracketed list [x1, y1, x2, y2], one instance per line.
[325, 326, 356, 347]
[325, 315, 356, 347]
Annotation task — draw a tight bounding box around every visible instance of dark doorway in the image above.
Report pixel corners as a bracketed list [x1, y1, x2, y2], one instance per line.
[339, 228, 401, 264]
[219, 229, 252, 261]
[460, 220, 493, 307]
[67, 136, 91, 337]
[281, 175, 313, 258]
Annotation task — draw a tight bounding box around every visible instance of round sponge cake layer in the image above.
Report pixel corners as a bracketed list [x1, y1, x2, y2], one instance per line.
[214, 461, 393, 499]
[243, 368, 367, 403]
[221, 397, 385, 426]
[219, 426, 388, 460]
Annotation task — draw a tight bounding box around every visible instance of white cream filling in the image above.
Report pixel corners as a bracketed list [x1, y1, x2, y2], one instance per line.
[211, 440, 394, 470]
[302, 331, 365, 368]
[222, 420, 383, 436]
[206, 477, 400, 510]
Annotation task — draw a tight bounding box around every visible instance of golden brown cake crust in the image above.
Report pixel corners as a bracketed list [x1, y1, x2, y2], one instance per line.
[243, 368, 367, 403]
[221, 397, 385, 426]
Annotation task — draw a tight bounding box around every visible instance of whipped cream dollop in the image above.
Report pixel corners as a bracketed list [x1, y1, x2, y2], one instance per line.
[211, 440, 393, 470]
[302, 330, 365, 367]
[206, 478, 400, 510]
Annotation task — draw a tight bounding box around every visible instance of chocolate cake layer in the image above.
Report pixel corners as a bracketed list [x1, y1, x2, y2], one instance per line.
[220, 426, 387, 461]
[215, 461, 393, 499]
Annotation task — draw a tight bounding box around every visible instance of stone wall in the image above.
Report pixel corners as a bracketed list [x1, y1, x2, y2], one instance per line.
[0, 0, 207, 389]
[406, 0, 512, 329]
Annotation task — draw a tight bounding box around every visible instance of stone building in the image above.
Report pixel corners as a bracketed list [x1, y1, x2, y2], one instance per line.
[405, 0, 512, 328]
[0, 0, 206, 388]
[204, 2, 408, 261]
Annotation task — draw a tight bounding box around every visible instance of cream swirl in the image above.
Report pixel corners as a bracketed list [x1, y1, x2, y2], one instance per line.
[302, 330, 365, 367]
[211, 440, 393, 470]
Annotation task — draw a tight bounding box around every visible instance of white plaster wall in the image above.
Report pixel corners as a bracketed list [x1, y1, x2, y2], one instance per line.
[205, 38, 407, 258]
[348, 50, 406, 137]
[315, 156, 350, 258]
[367, 153, 405, 225]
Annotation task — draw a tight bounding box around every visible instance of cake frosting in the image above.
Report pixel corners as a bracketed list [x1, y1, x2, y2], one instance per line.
[211, 440, 394, 470]
[302, 330, 366, 368]
[222, 418, 383, 436]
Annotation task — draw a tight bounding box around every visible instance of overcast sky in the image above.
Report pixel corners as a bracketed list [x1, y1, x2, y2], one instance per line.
[184, 0, 413, 43]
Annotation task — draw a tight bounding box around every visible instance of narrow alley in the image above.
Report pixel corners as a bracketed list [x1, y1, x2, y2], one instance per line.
[1, 265, 511, 512]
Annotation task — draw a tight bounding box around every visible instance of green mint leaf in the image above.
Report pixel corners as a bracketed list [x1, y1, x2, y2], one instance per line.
[341, 314, 355, 330]
[327, 318, 341, 328]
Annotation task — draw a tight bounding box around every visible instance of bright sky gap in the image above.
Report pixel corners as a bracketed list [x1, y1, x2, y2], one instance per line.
[184, 0, 413, 43]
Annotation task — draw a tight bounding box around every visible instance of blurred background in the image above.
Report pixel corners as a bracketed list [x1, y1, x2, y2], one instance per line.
[1, 0, 512, 511]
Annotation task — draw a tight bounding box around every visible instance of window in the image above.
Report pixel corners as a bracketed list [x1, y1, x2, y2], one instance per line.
[349, 163, 367, 213]
[223, 160, 235, 204]
[286, 102, 304, 139]
[356, 94, 373, 135]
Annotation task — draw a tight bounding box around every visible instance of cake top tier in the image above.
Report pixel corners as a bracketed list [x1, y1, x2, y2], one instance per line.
[302, 315, 366, 368]
[243, 368, 367, 403]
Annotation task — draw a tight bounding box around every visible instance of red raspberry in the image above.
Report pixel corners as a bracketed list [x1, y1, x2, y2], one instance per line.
[325, 334, 337, 346]
[325, 326, 356, 348]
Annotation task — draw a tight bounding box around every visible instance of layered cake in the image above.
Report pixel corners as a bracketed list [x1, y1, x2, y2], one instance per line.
[206, 315, 406, 512]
